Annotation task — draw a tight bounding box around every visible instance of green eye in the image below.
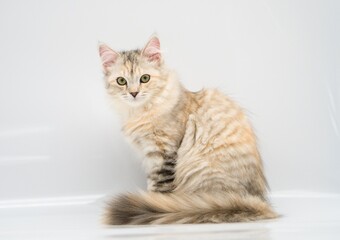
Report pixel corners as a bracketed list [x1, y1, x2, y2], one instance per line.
[140, 74, 150, 83]
[116, 77, 127, 86]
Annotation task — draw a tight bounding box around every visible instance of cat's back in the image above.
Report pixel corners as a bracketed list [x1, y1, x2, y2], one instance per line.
[189, 88, 245, 122]
[187, 87, 258, 160]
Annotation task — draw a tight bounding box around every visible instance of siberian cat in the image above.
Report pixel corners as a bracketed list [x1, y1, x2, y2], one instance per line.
[98, 36, 277, 224]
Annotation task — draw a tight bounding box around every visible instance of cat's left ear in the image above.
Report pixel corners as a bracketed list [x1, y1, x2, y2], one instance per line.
[142, 36, 162, 63]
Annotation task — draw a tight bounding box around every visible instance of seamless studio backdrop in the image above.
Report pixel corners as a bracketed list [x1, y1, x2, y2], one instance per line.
[0, 0, 339, 203]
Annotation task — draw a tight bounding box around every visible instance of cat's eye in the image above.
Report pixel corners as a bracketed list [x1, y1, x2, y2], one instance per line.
[116, 77, 127, 86]
[140, 74, 150, 83]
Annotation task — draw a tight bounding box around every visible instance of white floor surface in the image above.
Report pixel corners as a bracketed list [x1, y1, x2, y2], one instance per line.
[0, 192, 339, 240]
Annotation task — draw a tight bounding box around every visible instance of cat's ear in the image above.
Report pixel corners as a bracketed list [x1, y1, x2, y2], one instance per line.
[142, 36, 161, 63]
[98, 43, 119, 70]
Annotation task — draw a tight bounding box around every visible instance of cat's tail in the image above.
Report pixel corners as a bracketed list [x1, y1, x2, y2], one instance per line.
[103, 191, 278, 225]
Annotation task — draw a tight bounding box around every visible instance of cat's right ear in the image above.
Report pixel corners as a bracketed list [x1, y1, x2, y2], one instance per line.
[98, 43, 119, 72]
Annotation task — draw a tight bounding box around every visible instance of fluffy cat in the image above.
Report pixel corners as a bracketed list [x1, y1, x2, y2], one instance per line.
[98, 36, 277, 224]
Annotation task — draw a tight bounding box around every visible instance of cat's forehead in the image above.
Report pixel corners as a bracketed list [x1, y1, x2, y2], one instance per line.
[116, 49, 144, 76]
[120, 49, 142, 64]
[107, 49, 159, 81]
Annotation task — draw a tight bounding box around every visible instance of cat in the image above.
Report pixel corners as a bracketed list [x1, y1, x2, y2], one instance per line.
[98, 36, 278, 224]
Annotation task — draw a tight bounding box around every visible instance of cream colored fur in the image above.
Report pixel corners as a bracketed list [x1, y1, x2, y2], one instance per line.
[99, 37, 278, 224]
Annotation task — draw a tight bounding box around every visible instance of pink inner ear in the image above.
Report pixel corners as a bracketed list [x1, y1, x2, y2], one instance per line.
[99, 45, 118, 67]
[142, 37, 161, 62]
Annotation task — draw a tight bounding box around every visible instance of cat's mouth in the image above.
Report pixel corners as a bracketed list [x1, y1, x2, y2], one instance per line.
[125, 94, 148, 106]
[118, 92, 150, 107]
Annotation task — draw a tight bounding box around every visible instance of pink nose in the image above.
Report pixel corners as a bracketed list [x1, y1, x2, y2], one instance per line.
[130, 92, 139, 98]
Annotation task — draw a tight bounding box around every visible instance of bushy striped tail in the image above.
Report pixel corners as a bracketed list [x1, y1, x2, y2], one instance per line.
[104, 192, 278, 225]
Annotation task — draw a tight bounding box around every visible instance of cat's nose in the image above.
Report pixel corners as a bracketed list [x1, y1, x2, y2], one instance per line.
[130, 92, 139, 98]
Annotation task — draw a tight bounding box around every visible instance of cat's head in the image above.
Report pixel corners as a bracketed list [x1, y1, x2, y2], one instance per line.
[99, 37, 168, 107]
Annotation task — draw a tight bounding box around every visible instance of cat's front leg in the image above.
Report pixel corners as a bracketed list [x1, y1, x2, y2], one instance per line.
[144, 152, 177, 193]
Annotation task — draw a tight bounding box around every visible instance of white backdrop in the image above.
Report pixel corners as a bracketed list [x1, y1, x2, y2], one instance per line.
[0, 0, 339, 201]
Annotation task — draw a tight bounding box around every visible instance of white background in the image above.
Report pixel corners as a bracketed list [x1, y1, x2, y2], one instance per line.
[0, 0, 339, 201]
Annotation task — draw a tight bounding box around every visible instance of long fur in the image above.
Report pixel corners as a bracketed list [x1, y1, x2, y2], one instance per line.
[104, 192, 278, 225]
[99, 37, 278, 225]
